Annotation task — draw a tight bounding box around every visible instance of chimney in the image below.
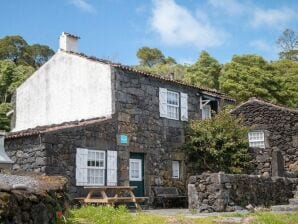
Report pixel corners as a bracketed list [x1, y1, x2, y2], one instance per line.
[59, 32, 80, 52]
[0, 131, 13, 170]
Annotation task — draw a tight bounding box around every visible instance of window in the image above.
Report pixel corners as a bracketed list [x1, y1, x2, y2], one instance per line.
[159, 88, 188, 121]
[172, 161, 180, 179]
[167, 91, 180, 120]
[129, 159, 142, 181]
[87, 150, 105, 185]
[248, 131, 265, 148]
[202, 105, 211, 120]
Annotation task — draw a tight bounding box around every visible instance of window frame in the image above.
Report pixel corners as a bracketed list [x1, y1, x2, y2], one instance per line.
[166, 90, 180, 120]
[248, 131, 265, 148]
[172, 160, 180, 179]
[86, 150, 106, 186]
[129, 159, 142, 181]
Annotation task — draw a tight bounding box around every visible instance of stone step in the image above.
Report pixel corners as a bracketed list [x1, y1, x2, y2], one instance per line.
[271, 204, 298, 212]
[289, 198, 298, 205]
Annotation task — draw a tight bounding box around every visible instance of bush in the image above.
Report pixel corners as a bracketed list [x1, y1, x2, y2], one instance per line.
[183, 110, 252, 174]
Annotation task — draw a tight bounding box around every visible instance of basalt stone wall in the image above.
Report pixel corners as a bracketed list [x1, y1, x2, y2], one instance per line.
[113, 68, 229, 201]
[188, 172, 298, 212]
[5, 118, 117, 197]
[0, 174, 69, 224]
[232, 99, 298, 175]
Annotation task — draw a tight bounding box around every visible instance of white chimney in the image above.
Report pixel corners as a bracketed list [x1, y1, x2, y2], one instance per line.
[59, 32, 80, 52]
[0, 131, 13, 169]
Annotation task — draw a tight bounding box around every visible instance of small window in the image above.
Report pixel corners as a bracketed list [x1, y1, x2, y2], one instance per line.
[167, 91, 180, 120]
[87, 150, 105, 185]
[129, 159, 142, 181]
[248, 131, 265, 148]
[172, 161, 180, 179]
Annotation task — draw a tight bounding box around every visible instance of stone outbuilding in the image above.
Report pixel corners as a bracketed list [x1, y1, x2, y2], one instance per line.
[4, 32, 234, 202]
[232, 98, 298, 176]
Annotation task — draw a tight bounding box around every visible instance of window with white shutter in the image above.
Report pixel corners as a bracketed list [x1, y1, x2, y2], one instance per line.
[172, 161, 180, 179]
[167, 90, 179, 120]
[107, 150, 117, 186]
[159, 88, 168, 118]
[76, 148, 88, 186]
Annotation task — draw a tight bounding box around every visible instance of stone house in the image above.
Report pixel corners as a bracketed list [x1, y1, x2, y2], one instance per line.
[231, 98, 298, 176]
[4, 33, 234, 200]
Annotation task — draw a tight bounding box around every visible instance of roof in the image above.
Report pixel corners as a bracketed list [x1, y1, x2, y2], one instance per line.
[62, 50, 235, 102]
[6, 117, 111, 139]
[232, 98, 298, 113]
[62, 32, 80, 39]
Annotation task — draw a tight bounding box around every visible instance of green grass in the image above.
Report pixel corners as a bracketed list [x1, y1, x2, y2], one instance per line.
[65, 206, 298, 224]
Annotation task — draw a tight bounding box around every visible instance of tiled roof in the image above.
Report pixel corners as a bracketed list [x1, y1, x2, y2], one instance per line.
[62, 50, 235, 102]
[232, 98, 298, 113]
[6, 117, 111, 139]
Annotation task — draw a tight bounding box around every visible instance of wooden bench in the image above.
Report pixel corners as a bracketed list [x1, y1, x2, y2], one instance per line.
[75, 186, 148, 210]
[152, 186, 187, 208]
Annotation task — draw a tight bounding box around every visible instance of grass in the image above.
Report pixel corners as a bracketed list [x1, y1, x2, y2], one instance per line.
[64, 206, 298, 224]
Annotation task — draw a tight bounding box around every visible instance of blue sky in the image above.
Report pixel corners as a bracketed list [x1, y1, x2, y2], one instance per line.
[1, 0, 298, 65]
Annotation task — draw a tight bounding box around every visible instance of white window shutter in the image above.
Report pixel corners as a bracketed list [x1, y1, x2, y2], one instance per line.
[180, 92, 188, 121]
[202, 105, 211, 120]
[76, 148, 88, 186]
[159, 88, 168, 118]
[107, 150, 117, 186]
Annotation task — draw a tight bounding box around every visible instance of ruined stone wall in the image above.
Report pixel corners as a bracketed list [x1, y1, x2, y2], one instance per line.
[0, 174, 68, 224]
[114, 68, 209, 200]
[188, 172, 298, 212]
[231, 99, 298, 175]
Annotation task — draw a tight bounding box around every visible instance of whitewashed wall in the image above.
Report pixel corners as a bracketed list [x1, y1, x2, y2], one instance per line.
[14, 51, 113, 131]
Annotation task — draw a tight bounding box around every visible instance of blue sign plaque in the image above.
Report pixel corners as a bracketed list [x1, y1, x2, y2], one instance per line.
[120, 134, 128, 144]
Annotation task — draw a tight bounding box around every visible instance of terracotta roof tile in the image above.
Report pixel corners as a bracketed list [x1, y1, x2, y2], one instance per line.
[6, 117, 111, 139]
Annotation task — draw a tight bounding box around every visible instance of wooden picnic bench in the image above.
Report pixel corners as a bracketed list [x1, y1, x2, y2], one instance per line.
[152, 186, 187, 208]
[75, 186, 148, 210]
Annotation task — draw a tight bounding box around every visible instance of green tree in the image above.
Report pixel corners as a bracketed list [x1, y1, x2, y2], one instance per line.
[136, 47, 165, 67]
[0, 103, 12, 131]
[0, 35, 54, 67]
[183, 51, 221, 89]
[219, 54, 279, 103]
[183, 110, 252, 174]
[271, 59, 298, 108]
[277, 29, 298, 61]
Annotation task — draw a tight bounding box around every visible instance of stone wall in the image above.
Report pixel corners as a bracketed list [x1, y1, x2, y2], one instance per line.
[0, 174, 68, 224]
[188, 172, 298, 212]
[231, 99, 298, 175]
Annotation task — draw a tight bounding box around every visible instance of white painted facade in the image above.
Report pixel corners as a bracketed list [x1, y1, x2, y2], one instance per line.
[14, 51, 113, 131]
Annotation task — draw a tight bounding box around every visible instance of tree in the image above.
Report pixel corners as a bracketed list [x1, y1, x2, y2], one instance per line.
[183, 110, 252, 174]
[0, 35, 54, 67]
[277, 29, 298, 61]
[183, 51, 221, 89]
[136, 47, 165, 67]
[219, 55, 280, 103]
[271, 59, 298, 108]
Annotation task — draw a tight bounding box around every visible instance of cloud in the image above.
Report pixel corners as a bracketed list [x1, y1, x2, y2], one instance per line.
[250, 40, 272, 52]
[69, 0, 97, 14]
[208, 0, 245, 16]
[250, 7, 297, 28]
[150, 0, 226, 49]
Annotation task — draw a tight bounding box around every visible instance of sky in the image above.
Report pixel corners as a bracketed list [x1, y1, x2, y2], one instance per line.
[1, 0, 298, 65]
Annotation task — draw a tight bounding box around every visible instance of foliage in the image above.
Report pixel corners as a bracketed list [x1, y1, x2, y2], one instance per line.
[0, 103, 12, 131]
[219, 55, 280, 104]
[277, 29, 298, 61]
[253, 211, 298, 224]
[183, 110, 252, 174]
[0, 35, 54, 67]
[183, 51, 222, 89]
[136, 47, 166, 67]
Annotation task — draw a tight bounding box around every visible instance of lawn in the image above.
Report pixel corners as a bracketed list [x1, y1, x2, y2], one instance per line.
[64, 206, 298, 224]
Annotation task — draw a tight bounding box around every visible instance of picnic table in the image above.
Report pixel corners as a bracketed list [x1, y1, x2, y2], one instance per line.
[76, 186, 148, 210]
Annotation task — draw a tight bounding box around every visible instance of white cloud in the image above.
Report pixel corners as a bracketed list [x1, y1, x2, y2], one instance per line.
[150, 0, 226, 49]
[251, 7, 297, 28]
[250, 40, 272, 52]
[208, 0, 245, 16]
[69, 0, 97, 14]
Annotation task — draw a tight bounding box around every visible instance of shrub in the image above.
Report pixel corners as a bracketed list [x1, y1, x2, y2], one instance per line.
[183, 110, 252, 174]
